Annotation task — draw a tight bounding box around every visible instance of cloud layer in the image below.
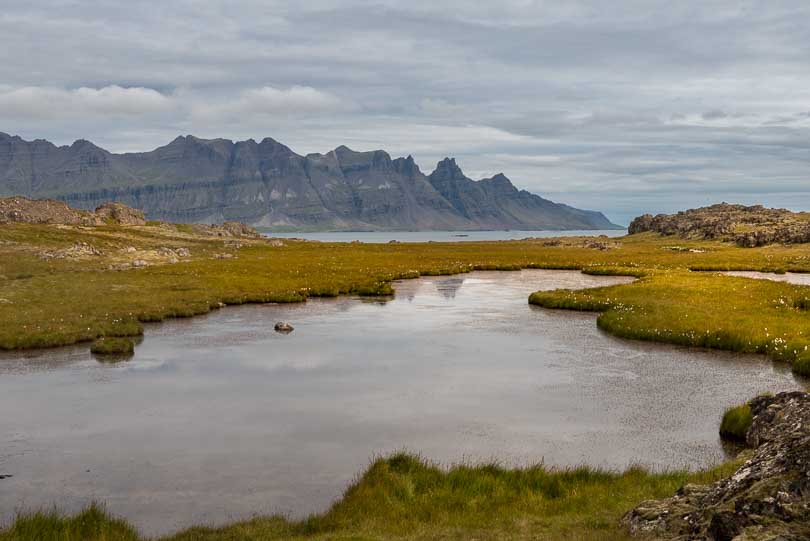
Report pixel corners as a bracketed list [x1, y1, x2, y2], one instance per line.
[3, 1, 810, 224]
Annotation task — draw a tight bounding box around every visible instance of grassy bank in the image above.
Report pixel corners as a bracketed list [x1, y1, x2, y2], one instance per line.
[0, 453, 741, 541]
[529, 268, 810, 372]
[4, 223, 810, 352]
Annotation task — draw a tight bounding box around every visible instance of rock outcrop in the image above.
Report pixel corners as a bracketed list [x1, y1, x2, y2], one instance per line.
[94, 202, 146, 225]
[628, 203, 810, 247]
[623, 391, 810, 540]
[0, 132, 620, 231]
[0, 196, 144, 226]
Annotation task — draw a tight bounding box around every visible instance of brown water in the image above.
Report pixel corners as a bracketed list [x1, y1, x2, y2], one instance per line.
[0, 270, 802, 536]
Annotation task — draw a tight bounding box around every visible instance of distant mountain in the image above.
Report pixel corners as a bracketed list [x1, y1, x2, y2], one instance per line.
[0, 132, 620, 230]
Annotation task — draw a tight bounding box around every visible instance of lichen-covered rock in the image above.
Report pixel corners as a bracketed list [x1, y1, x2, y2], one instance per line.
[39, 241, 103, 260]
[0, 196, 96, 225]
[627, 203, 810, 247]
[274, 322, 294, 333]
[0, 196, 146, 226]
[220, 221, 261, 238]
[623, 391, 810, 540]
[94, 202, 146, 225]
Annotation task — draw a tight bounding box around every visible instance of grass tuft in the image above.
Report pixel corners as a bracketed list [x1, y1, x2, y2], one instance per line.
[793, 351, 810, 377]
[90, 337, 135, 356]
[3, 503, 139, 541]
[719, 404, 753, 442]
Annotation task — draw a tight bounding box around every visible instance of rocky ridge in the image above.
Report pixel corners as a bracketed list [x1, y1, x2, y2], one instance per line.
[0, 196, 261, 240]
[0, 196, 146, 226]
[629, 204, 810, 247]
[623, 391, 810, 540]
[0, 132, 619, 231]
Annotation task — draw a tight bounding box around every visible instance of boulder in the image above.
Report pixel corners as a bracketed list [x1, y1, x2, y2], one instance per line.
[274, 322, 294, 333]
[94, 202, 146, 225]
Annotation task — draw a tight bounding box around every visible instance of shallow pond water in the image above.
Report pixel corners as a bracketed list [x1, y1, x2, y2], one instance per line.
[0, 270, 803, 536]
[724, 270, 810, 286]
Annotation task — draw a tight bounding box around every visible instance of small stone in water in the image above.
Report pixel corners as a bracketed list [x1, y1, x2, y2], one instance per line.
[274, 322, 294, 333]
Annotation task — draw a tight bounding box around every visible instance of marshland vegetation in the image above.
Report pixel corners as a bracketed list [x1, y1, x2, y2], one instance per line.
[0, 453, 742, 541]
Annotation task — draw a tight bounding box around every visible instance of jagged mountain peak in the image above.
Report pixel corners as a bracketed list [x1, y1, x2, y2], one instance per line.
[481, 173, 519, 193]
[430, 157, 467, 180]
[392, 155, 422, 177]
[70, 139, 107, 152]
[0, 132, 621, 230]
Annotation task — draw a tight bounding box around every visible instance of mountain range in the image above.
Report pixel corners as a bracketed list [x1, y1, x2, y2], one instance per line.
[0, 132, 620, 230]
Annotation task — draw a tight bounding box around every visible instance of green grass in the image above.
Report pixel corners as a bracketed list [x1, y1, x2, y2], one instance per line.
[719, 404, 753, 442]
[529, 269, 810, 374]
[1, 504, 139, 541]
[0, 453, 742, 541]
[90, 337, 135, 356]
[793, 351, 810, 377]
[4, 225, 810, 356]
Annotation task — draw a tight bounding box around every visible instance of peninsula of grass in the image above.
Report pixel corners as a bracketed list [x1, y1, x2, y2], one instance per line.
[719, 403, 753, 442]
[529, 268, 810, 375]
[0, 452, 742, 541]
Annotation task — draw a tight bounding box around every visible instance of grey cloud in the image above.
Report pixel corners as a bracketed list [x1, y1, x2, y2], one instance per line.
[702, 110, 729, 120]
[3, 1, 810, 224]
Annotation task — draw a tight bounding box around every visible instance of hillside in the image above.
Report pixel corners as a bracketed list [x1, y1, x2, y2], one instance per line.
[0, 133, 619, 231]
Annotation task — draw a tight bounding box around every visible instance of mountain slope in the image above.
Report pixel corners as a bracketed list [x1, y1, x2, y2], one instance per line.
[0, 132, 620, 230]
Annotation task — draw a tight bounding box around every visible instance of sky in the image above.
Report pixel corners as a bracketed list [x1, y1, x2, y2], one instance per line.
[2, 1, 810, 225]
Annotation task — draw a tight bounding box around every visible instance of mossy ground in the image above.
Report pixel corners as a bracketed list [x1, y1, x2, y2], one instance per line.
[0, 454, 741, 541]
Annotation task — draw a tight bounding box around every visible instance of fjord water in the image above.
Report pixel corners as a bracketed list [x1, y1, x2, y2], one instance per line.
[262, 229, 626, 243]
[0, 270, 801, 536]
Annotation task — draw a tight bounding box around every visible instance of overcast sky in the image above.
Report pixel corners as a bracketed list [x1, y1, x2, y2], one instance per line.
[3, 1, 810, 224]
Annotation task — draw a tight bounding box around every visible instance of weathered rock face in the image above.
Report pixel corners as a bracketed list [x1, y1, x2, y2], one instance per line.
[623, 391, 810, 540]
[94, 202, 146, 225]
[0, 197, 140, 227]
[0, 196, 97, 225]
[0, 132, 620, 231]
[628, 203, 810, 246]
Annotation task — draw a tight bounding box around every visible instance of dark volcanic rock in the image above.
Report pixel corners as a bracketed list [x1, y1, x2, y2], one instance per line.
[274, 322, 294, 333]
[623, 391, 810, 540]
[628, 203, 810, 246]
[0, 132, 620, 231]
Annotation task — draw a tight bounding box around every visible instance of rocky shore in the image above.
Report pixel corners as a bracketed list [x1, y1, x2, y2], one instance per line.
[623, 391, 810, 540]
[628, 203, 810, 247]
